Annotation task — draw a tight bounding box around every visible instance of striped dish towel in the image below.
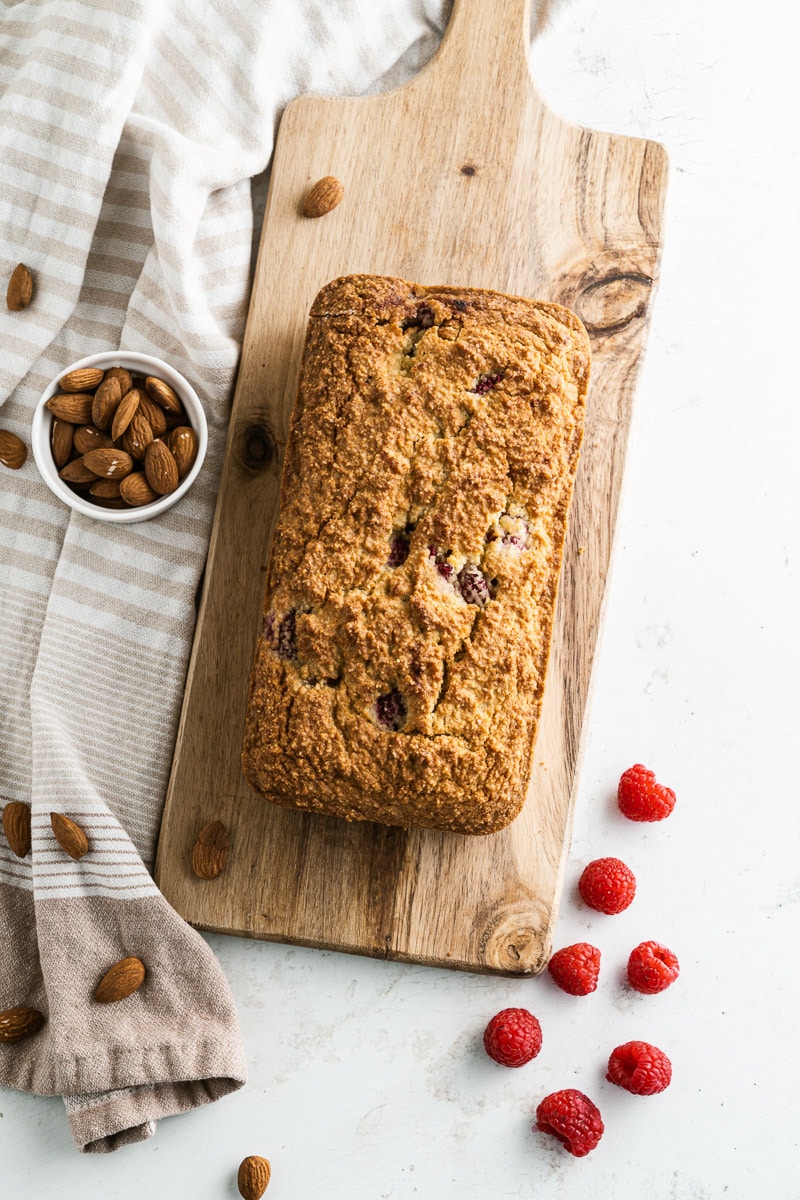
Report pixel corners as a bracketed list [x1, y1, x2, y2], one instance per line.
[0, 0, 455, 1153]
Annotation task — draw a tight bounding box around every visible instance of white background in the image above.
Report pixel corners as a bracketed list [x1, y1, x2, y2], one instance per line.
[3, 0, 800, 1195]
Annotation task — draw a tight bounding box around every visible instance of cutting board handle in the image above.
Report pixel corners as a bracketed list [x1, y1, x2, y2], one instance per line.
[431, 0, 534, 90]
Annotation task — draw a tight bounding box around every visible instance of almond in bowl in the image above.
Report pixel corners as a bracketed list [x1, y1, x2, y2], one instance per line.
[31, 353, 207, 523]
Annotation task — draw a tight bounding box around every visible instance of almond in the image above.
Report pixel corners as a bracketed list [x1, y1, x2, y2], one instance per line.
[82, 448, 133, 480]
[93, 497, 129, 509]
[0, 429, 27, 470]
[59, 457, 97, 485]
[192, 820, 230, 880]
[92, 376, 122, 431]
[237, 1156, 271, 1200]
[6, 263, 34, 312]
[51, 418, 74, 468]
[168, 425, 198, 479]
[164, 407, 188, 431]
[90, 478, 122, 499]
[137, 390, 168, 436]
[145, 375, 182, 415]
[2, 801, 31, 858]
[94, 956, 146, 1004]
[119, 471, 158, 507]
[111, 387, 141, 440]
[46, 393, 95, 424]
[50, 812, 89, 860]
[59, 367, 105, 393]
[0, 1006, 46, 1043]
[122, 410, 154, 460]
[145, 439, 179, 495]
[302, 174, 344, 218]
[105, 366, 133, 396]
[73, 424, 114, 455]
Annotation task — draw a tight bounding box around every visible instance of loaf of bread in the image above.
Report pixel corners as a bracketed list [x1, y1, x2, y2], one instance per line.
[242, 274, 590, 834]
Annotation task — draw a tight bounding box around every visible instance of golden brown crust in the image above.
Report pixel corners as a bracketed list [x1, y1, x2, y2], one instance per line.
[242, 274, 590, 834]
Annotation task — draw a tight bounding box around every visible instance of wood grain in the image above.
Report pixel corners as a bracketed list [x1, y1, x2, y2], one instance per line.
[155, 0, 668, 975]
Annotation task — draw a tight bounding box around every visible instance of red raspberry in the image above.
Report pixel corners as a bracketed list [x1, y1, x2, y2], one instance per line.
[483, 1007, 542, 1068]
[457, 562, 490, 607]
[617, 763, 676, 822]
[547, 943, 601, 996]
[470, 370, 504, 394]
[375, 689, 407, 731]
[578, 857, 636, 914]
[388, 532, 410, 567]
[534, 1089, 604, 1157]
[606, 1040, 672, 1095]
[627, 941, 680, 994]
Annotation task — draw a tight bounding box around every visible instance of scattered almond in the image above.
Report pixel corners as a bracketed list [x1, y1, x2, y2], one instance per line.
[92, 376, 123, 431]
[111, 388, 141, 440]
[83, 447, 133, 480]
[2, 801, 31, 858]
[105, 366, 133, 396]
[238, 1156, 271, 1200]
[145, 439, 179, 495]
[50, 812, 89, 860]
[137, 390, 168, 436]
[89, 478, 122, 499]
[74, 424, 114, 455]
[60, 367, 105, 393]
[46, 393, 95, 424]
[0, 1006, 46, 1043]
[120, 471, 158, 507]
[6, 263, 34, 312]
[59, 457, 97, 485]
[51, 418, 74, 469]
[302, 175, 344, 218]
[169, 425, 198, 479]
[145, 375, 182, 414]
[0, 429, 27, 470]
[94, 956, 146, 1004]
[192, 820, 230, 880]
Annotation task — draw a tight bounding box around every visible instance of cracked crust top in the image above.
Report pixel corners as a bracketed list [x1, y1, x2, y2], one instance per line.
[242, 274, 590, 834]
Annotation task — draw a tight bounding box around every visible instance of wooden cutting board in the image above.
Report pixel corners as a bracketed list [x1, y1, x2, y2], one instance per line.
[155, 0, 667, 975]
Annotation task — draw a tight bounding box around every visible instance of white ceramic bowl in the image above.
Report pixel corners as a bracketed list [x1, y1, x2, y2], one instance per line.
[31, 351, 208, 523]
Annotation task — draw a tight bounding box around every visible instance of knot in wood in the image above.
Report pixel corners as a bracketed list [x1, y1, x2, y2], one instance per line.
[576, 271, 653, 337]
[239, 422, 275, 472]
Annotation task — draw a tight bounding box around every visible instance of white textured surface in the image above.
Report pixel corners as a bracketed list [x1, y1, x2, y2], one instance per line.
[3, 0, 799, 1193]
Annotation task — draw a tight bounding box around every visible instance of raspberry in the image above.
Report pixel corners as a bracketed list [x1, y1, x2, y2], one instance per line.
[606, 1041, 672, 1095]
[457, 562, 489, 607]
[265, 610, 296, 659]
[547, 943, 601, 996]
[502, 519, 528, 549]
[428, 545, 455, 582]
[388, 532, 410, 567]
[534, 1089, 604, 1157]
[483, 1007, 542, 1068]
[617, 763, 676, 822]
[627, 941, 680, 994]
[578, 857, 636, 914]
[403, 303, 434, 330]
[375, 689, 406, 731]
[486, 517, 528, 550]
[470, 370, 504, 394]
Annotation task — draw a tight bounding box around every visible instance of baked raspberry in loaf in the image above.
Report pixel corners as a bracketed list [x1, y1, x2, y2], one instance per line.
[242, 274, 590, 834]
